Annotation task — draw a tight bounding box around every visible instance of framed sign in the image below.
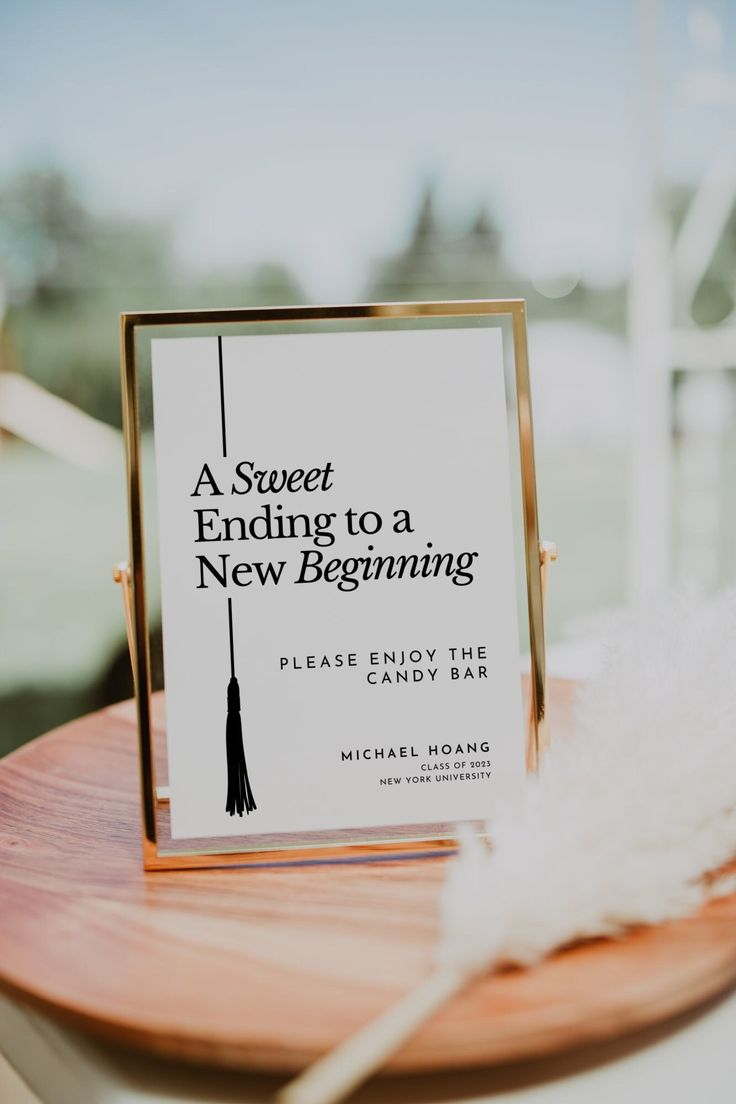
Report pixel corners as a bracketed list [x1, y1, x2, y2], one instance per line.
[120, 301, 546, 870]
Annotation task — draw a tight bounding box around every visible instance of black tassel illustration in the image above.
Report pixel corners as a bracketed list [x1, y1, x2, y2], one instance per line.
[225, 597, 256, 816]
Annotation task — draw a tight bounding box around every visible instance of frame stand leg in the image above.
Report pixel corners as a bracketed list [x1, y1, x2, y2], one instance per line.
[113, 560, 169, 805]
[527, 540, 557, 772]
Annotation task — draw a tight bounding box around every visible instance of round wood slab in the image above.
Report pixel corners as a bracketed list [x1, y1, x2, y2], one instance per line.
[0, 682, 735, 1074]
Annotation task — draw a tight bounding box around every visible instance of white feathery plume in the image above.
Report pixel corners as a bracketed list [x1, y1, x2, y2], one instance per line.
[278, 591, 736, 1104]
[440, 590, 736, 974]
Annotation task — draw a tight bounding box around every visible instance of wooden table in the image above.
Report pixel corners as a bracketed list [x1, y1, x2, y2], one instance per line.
[1, 681, 735, 1089]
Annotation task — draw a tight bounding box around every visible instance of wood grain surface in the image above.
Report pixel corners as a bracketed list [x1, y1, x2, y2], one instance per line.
[0, 682, 735, 1075]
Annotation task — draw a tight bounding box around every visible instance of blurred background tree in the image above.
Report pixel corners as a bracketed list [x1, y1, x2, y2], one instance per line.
[0, 169, 307, 428]
[366, 182, 627, 330]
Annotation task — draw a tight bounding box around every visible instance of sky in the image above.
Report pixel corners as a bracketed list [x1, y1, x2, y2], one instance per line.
[1, 0, 734, 298]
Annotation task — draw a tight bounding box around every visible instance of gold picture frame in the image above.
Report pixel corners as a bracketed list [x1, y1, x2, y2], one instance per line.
[119, 299, 548, 870]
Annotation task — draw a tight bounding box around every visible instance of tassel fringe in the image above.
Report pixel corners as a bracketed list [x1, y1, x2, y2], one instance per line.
[225, 676, 256, 816]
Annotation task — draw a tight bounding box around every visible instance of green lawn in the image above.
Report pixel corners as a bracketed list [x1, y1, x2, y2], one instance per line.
[4, 433, 733, 754]
[0, 441, 160, 751]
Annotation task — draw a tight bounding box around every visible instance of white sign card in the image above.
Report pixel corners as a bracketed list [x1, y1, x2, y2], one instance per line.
[151, 328, 524, 842]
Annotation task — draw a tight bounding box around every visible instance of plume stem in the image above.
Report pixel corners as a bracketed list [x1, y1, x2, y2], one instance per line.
[275, 965, 467, 1104]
